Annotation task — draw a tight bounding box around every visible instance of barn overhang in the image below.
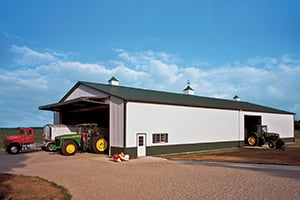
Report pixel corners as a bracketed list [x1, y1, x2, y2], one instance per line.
[39, 97, 109, 112]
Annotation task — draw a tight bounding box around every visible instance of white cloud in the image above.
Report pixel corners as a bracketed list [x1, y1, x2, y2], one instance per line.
[10, 45, 59, 66]
[149, 59, 181, 84]
[1, 45, 299, 127]
[247, 56, 277, 67]
[3, 31, 20, 40]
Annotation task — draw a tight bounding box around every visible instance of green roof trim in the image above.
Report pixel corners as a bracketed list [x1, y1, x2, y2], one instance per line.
[108, 76, 119, 82]
[74, 81, 293, 115]
[183, 85, 194, 91]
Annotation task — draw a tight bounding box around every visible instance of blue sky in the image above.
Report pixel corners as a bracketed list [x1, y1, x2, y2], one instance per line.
[0, 0, 300, 127]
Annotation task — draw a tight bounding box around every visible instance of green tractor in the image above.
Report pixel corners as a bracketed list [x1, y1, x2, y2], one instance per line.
[50, 123, 108, 156]
[246, 125, 285, 149]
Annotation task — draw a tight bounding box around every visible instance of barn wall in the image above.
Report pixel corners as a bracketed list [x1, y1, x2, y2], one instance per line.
[262, 113, 294, 139]
[126, 102, 241, 148]
[109, 96, 124, 150]
[65, 85, 108, 101]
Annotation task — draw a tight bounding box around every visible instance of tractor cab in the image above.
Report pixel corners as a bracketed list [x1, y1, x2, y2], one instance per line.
[78, 123, 99, 136]
[261, 125, 267, 134]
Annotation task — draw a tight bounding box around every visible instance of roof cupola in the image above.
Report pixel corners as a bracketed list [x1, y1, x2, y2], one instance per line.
[108, 76, 119, 86]
[183, 80, 194, 95]
[233, 95, 240, 101]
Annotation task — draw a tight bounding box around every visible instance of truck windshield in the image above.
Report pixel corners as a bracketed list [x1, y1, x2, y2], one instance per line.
[19, 129, 31, 135]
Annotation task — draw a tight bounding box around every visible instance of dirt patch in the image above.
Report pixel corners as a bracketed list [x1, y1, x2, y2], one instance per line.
[160, 144, 300, 166]
[0, 174, 71, 200]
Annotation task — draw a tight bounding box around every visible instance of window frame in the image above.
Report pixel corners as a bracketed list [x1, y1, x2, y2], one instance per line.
[152, 133, 168, 144]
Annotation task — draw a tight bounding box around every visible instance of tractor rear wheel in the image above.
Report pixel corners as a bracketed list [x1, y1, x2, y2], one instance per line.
[61, 140, 77, 156]
[91, 136, 108, 153]
[247, 136, 258, 146]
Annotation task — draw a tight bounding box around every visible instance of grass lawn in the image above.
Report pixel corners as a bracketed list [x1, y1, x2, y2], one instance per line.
[0, 174, 71, 200]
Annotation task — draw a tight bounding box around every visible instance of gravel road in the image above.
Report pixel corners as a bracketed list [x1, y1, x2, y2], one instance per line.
[1, 151, 300, 200]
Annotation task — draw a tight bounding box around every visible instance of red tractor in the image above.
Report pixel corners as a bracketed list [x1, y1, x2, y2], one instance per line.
[4, 127, 35, 154]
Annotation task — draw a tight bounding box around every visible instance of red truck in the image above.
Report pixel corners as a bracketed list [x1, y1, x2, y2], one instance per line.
[4, 127, 36, 154]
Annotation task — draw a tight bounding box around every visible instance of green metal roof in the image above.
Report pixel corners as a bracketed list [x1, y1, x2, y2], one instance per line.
[71, 81, 293, 115]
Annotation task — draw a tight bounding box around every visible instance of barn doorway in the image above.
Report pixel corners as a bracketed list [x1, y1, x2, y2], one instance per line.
[244, 115, 261, 144]
[39, 97, 110, 154]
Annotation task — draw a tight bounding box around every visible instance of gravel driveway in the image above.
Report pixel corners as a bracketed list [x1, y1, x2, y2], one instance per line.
[1, 151, 300, 200]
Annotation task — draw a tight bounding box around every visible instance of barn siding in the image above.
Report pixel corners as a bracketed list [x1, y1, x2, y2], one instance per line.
[126, 102, 241, 149]
[65, 85, 108, 101]
[109, 96, 124, 150]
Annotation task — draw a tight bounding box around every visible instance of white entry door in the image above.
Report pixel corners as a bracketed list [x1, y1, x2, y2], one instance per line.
[137, 134, 146, 157]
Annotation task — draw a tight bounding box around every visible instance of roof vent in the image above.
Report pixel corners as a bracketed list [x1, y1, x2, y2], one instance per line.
[183, 80, 194, 95]
[233, 95, 240, 101]
[108, 76, 119, 86]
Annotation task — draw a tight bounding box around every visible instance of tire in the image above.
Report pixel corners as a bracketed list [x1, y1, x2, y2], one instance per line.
[61, 140, 77, 156]
[275, 139, 285, 149]
[46, 142, 55, 152]
[268, 141, 275, 148]
[247, 136, 258, 146]
[91, 136, 108, 153]
[7, 144, 20, 154]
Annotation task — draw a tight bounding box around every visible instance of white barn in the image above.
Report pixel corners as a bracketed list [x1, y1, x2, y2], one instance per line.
[39, 78, 295, 157]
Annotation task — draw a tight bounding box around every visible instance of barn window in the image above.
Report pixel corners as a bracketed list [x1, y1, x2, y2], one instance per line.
[152, 133, 168, 143]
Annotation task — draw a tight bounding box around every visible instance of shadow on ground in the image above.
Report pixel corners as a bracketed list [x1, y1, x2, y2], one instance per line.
[0, 151, 29, 199]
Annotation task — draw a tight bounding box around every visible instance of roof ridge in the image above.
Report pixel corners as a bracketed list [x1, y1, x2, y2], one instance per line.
[80, 81, 240, 103]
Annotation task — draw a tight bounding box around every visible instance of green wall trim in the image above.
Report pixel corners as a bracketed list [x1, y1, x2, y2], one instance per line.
[146, 141, 242, 156]
[110, 146, 125, 155]
[111, 146, 137, 157]
[124, 140, 242, 158]
[124, 147, 137, 158]
[282, 137, 295, 143]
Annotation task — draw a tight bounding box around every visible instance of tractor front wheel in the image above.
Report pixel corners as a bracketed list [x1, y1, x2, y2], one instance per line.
[268, 141, 275, 148]
[247, 136, 258, 146]
[91, 136, 108, 153]
[61, 140, 77, 156]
